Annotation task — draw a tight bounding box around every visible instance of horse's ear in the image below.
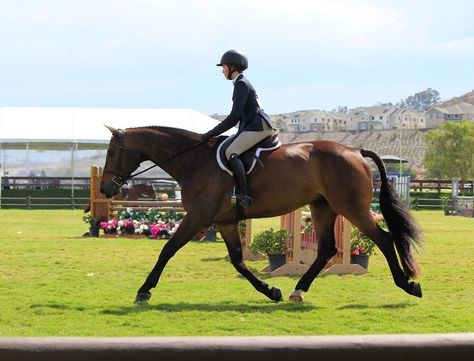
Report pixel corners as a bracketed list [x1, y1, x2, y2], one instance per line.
[105, 125, 121, 137]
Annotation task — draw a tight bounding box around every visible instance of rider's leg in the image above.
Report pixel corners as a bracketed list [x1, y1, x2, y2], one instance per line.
[225, 128, 276, 207]
[228, 153, 253, 207]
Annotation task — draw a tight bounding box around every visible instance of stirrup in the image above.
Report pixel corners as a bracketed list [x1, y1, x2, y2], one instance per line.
[236, 193, 253, 207]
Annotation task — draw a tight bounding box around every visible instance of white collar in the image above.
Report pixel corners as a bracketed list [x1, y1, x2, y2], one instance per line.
[232, 73, 243, 84]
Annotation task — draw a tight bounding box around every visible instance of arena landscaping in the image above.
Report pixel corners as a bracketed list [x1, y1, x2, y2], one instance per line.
[0, 209, 472, 336]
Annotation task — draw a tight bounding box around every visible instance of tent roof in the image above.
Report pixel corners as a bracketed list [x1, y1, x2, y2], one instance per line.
[0, 107, 229, 150]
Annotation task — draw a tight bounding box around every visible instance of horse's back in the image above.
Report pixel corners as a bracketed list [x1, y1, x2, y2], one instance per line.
[265, 139, 372, 191]
[271, 139, 360, 162]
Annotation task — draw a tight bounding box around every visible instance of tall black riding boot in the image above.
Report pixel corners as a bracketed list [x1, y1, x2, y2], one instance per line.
[228, 153, 253, 207]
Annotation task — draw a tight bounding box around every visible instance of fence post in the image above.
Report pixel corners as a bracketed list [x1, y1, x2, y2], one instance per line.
[71, 196, 75, 210]
[414, 197, 418, 211]
[27, 196, 31, 210]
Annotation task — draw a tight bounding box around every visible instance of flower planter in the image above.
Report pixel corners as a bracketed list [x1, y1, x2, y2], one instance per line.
[205, 227, 217, 242]
[351, 254, 369, 270]
[89, 225, 100, 238]
[268, 254, 286, 272]
[102, 233, 146, 239]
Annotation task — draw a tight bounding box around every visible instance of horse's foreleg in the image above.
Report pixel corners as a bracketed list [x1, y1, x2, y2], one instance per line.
[290, 200, 338, 302]
[218, 223, 283, 302]
[135, 215, 204, 304]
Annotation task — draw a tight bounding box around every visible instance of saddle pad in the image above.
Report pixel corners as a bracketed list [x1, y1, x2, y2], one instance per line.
[216, 134, 281, 176]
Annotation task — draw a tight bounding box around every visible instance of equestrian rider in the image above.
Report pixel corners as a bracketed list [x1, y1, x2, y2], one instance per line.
[202, 49, 278, 207]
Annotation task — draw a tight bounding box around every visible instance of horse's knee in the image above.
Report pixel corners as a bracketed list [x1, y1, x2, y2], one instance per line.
[319, 246, 337, 262]
[228, 250, 244, 267]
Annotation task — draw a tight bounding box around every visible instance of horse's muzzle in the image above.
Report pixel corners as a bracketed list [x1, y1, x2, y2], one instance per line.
[100, 184, 116, 199]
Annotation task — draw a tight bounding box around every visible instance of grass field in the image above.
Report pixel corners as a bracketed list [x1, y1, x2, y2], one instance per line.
[0, 209, 473, 336]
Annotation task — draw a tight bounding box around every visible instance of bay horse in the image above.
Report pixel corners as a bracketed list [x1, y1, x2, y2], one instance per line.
[116, 183, 156, 201]
[100, 126, 422, 304]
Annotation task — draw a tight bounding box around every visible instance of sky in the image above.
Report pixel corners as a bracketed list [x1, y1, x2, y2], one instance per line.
[0, 0, 473, 116]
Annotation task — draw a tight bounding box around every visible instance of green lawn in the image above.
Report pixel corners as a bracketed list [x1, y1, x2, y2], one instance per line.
[0, 209, 473, 336]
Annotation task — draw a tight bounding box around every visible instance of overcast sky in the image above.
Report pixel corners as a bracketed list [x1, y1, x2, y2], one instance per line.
[1, 0, 473, 115]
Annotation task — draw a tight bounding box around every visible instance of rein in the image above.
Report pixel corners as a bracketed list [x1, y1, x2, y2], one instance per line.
[107, 129, 205, 190]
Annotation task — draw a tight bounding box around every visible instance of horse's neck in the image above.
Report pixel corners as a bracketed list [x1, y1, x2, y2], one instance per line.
[127, 128, 201, 183]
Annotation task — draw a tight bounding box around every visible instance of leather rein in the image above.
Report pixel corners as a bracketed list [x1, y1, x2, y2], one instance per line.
[104, 129, 204, 192]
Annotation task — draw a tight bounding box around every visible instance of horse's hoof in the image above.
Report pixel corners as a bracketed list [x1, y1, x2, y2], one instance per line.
[270, 287, 283, 302]
[289, 289, 304, 303]
[409, 282, 422, 298]
[134, 292, 151, 304]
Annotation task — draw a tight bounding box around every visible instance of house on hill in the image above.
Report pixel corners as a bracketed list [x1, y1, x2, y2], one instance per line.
[389, 109, 426, 129]
[282, 110, 349, 133]
[425, 102, 474, 128]
[348, 106, 397, 131]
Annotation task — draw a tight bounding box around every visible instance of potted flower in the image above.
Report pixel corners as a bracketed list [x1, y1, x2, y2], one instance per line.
[249, 228, 290, 272]
[82, 213, 101, 237]
[441, 195, 452, 216]
[350, 210, 382, 270]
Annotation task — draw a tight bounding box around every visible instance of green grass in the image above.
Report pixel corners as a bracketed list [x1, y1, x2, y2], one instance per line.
[0, 209, 473, 336]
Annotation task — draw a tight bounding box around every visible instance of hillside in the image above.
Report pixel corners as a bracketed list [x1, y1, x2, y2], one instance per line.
[440, 89, 474, 107]
[278, 128, 428, 169]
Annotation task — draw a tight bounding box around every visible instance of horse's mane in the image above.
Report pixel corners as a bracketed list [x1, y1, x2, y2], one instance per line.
[127, 125, 202, 141]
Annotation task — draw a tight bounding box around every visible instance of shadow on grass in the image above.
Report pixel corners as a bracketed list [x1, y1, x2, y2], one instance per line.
[337, 301, 414, 311]
[30, 303, 86, 312]
[101, 301, 317, 316]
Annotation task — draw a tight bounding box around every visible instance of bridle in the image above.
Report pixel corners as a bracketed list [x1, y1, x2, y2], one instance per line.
[104, 129, 205, 193]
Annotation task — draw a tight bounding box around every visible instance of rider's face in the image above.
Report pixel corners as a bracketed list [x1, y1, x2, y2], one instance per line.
[222, 64, 229, 79]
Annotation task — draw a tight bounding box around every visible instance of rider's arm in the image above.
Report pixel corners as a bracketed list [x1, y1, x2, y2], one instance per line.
[203, 81, 249, 140]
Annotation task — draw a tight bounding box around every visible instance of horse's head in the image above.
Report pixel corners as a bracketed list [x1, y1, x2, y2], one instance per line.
[100, 126, 143, 198]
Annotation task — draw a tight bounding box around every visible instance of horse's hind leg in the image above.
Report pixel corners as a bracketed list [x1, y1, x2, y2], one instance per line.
[218, 222, 283, 302]
[350, 214, 422, 298]
[290, 198, 338, 302]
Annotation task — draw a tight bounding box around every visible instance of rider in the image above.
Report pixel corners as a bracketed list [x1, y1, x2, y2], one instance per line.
[202, 49, 278, 207]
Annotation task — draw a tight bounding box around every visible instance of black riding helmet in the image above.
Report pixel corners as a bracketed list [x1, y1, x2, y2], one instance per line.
[217, 49, 248, 79]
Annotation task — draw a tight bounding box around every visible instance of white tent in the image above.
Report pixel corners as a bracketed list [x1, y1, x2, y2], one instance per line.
[0, 107, 231, 196]
[0, 106, 230, 150]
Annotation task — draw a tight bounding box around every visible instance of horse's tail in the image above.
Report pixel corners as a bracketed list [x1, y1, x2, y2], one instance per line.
[360, 148, 422, 279]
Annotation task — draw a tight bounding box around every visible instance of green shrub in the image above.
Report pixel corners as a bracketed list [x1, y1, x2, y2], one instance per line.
[249, 228, 290, 256]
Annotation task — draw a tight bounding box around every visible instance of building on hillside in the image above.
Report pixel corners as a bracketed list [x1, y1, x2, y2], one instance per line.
[271, 114, 289, 132]
[328, 112, 350, 131]
[283, 110, 350, 132]
[285, 112, 310, 133]
[307, 111, 331, 132]
[389, 109, 426, 129]
[348, 106, 397, 131]
[425, 102, 474, 128]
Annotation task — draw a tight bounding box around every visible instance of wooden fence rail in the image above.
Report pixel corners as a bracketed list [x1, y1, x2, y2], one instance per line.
[0, 334, 473, 361]
[0, 196, 89, 209]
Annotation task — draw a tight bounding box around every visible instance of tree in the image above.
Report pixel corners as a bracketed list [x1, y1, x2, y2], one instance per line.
[399, 88, 441, 111]
[424, 121, 474, 182]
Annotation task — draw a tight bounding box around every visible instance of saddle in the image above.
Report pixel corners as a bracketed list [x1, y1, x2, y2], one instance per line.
[216, 134, 281, 176]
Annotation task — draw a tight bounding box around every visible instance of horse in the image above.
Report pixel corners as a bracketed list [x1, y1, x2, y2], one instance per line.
[115, 183, 156, 201]
[100, 125, 422, 304]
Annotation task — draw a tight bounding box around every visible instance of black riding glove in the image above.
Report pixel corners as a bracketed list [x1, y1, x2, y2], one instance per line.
[202, 132, 212, 142]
